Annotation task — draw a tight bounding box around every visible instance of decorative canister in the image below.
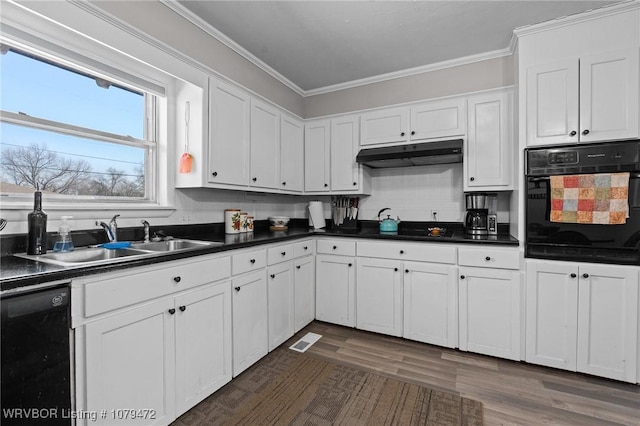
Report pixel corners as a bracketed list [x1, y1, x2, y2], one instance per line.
[224, 209, 241, 234]
[239, 212, 248, 233]
[246, 216, 254, 232]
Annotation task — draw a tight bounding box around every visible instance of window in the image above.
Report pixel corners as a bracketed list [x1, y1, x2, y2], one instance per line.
[0, 46, 157, 202]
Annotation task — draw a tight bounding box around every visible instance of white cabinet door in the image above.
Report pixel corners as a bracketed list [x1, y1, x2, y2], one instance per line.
[459, 267, 521, 360]
[174, 283, 232, 416]
[331, 115, 360, 191]
[403, 262, 458, 348]
[579, 48, 639, 143]
[84, 299, 176, 425]
[315, 254, 356, 327]
[209, 78, 250, 185]
[232, 270, 268, 376]
[267, 261, 294, 351]
[304, 120, 331, 192]
[465, 90, 512, 190]
[280, 114, 304, 192]
[360, 107, 409, 146]
[294, 255, 315, 332]
[410, 98, 466, 140]
[577, 264, 638, 382]
[250, 99, 280, 189]
[525, 261, 578, 371]
[526, 60, 580, 146]
[356, 258, 403, 337]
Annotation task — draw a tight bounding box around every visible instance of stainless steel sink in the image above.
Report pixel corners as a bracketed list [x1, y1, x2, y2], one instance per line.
[131, 239, 221, 252]
[15, 239, 223, 267]
[15, 247, 151, 267]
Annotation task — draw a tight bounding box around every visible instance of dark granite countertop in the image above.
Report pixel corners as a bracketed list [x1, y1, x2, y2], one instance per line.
[1, 219, 518, 293]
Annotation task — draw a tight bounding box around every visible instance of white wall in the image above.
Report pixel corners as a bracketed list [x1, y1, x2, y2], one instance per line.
[357, 164, 511, 223]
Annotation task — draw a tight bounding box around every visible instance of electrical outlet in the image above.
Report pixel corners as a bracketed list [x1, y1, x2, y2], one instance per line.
[430, 210, 439, 221]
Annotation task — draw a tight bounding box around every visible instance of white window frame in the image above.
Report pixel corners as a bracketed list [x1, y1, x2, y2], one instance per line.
[0, 0, 182, 222]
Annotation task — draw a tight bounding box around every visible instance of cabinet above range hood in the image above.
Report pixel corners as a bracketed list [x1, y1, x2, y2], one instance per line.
[355, 139, 463, 168]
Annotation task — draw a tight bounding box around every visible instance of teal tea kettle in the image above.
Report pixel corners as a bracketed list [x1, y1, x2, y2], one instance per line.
[378, 208, 401, 233]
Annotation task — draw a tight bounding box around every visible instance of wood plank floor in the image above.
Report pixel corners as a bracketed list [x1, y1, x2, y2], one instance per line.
[290, 321, 640, 426]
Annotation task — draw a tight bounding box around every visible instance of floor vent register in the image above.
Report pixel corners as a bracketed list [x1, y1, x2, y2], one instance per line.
[289, 332, 322, 353]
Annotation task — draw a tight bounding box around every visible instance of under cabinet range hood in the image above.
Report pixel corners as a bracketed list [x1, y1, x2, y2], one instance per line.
[355, 139, 463, 168]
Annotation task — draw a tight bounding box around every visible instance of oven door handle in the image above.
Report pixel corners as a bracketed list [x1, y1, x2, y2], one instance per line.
[529, 173, 640, 180]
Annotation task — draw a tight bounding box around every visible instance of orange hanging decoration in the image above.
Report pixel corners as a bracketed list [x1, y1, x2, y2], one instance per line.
[179, 101, 193, 174]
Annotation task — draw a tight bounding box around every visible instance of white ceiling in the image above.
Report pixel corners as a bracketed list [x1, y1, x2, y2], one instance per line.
[174, 1, 620, 95]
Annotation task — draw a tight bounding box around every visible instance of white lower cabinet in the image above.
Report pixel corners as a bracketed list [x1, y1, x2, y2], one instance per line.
[83, 281, 232, 425]
[267, 261, 294, 351]
[356, 258, 403, 337]
[316, 254, 356, 327]
[458, 266, 521, 360]
[231, 270, 268, 377]
[526, 260, 638, 382]
[294, 255, 315, 332]
[403, 262, 458, 348]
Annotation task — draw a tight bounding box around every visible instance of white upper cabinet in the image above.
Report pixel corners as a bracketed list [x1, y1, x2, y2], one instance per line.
[209, 78, 251, 186]
[331, 115, 360, 192]
[304, 120, 331, 192]
[250, 99, 280, 190]
[526, 48, 639, 146]
[305, 117, 370, 194]
[360, 107, 409, 146]
[360, 98, 466, 147]
[465, 89, 513, 190]
[280, 114, 304, 192]
[411, 98, 466, 141]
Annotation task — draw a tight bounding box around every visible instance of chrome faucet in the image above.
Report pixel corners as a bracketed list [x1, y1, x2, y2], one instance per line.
[96, 214, 120, 242]
[141, 220, 150, 243]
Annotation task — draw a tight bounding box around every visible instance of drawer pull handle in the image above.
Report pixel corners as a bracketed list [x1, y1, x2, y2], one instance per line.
[460, 275, 465, 279]
[570, 273, 577, 278]
[270, 274, 275, 279]
[582, 273, 589, 278]
[212, 171, 218, 177]
[168, 308, 176, 315]
[179, 305, 186, 312]
[173, 276, 181, 283]
[303, 246, 308, 250]
[485, 256, 491, 261]
[281, 251, 286, 256]
[250, 259, 256, 264]
[234, 286, 241, 292]
[405, 269, 409, 273]
[296, 265, 301, 270]
[400, 250, 404, 254]
[394, 267, 398, 272]
[333, 245, 337, 250]
[348, 263, 352, 267]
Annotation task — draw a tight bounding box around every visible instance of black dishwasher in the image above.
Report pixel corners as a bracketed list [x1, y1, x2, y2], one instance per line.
[1, 283, 72, 425]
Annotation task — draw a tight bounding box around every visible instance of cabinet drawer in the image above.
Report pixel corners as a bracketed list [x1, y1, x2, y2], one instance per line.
[316, 239, 356, 256]
[267, 243, 294, 265]
[84, 255, 230, 317]
[357, 241, 457, 264]
[293, 239, 315, 257]
[458, 247, 519, 270]
[232, 249, 267, 275]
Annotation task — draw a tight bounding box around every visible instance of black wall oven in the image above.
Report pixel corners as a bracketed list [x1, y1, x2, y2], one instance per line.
[525, 141, 640, 266]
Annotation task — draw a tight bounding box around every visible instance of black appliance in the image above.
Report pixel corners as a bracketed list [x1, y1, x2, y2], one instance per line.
[1, 283, 72, 425]
[525, 141, 640, 265]
[355, 139, 463, 168]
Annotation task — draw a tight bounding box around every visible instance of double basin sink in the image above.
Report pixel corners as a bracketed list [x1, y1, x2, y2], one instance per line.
[17, 239, 223, 267]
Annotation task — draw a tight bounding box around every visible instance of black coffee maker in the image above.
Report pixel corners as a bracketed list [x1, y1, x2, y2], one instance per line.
[465, 193, 489, 236]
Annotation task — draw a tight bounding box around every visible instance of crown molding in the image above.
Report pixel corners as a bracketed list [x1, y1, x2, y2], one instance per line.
[514, 0, 639, 39]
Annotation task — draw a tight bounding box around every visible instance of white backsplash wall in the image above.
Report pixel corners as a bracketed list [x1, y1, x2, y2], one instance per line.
[358, 164, 511, 223]
[171, 188, 331, 225]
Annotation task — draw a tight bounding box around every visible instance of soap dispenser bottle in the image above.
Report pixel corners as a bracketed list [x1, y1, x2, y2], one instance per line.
[53, 216, 74, 252]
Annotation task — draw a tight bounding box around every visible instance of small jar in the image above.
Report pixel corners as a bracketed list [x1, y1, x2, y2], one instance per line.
[224, 209, 241, 234]
[239, 212, 248, 233]
[246, 216, 254, 232]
